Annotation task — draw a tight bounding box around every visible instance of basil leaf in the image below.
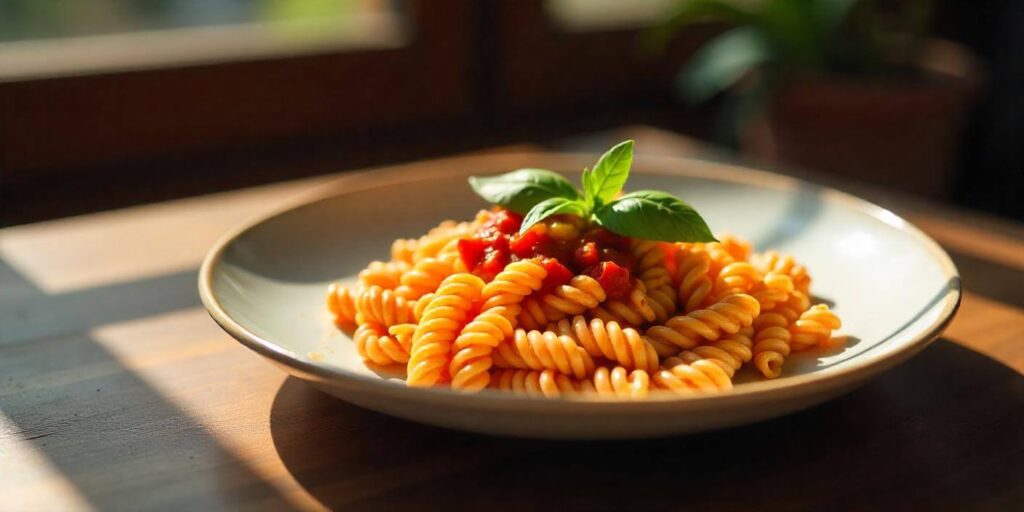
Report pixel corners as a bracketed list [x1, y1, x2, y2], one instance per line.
[520, 197, 589, 234]
[582, 140, 634, 207]
[594, 190, 717, 243]
[469, 169, 581, 214]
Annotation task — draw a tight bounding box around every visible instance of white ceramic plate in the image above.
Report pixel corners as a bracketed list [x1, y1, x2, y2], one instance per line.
[199, 153, 960, 439]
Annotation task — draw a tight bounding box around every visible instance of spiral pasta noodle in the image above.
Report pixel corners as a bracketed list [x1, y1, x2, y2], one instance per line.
[407, 273, 484, 387]
[645, 293, 760, 356]
[446, 259, 548, 391]
[675, 245, 713, 313]
[750, 272, 795, 310]
[553, 316, 659, 374]
[774, 290, 812, 323]
[653, 353, 733, 394]
[753, 251, 811, 293]
[327, 282, 359, 328]
[358, 260, 410, 289]
[697, 241, 737, 280]
[391, 238, 417, 264]
[631, 240, 674, 291]
[354, 323, 411, 365]
[751, 312, 792, 378]
[449, 305, 518, 391]
[686, 328, 754, 379]
[589, 280, 656, 327]
[711, 261, 761, 301]
[714, 234, 753, 262]
[519, 275, 606, 329]
[355, 285, 415, 327]
[493, 328, 596, 379]
[489, 369, 580, 398]
[480, 259, 548, 309]
[518, 299, 560, 331]
[628, 241, 677, 323]
[584, 366, 651, 400]
[789, 304, 842, 352]
[396, 257, 455, 301]
[412, 220, 478, 262]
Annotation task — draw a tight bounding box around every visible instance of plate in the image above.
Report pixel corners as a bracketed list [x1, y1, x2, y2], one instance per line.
[199, 153, 960, 439]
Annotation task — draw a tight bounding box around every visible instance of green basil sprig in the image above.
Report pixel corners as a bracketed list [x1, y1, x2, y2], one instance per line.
[468, 140, 716, 243]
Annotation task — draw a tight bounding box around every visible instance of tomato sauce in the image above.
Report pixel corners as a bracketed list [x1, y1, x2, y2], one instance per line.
[458, 208, 637, 299]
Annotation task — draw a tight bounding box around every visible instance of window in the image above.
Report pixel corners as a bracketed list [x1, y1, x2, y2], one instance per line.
[0, 0, 407, 80]
[0, 0, 472, 174]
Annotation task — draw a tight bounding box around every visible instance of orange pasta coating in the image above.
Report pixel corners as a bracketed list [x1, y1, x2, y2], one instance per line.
[588, 280, 656, 327]
[518, 275, 606, 329]
[355, 285, 415, 327]
[358, 260, 410, 289]
[553, 316, 659, 374]
[355, 323, 412, 366]
[396, 257, 455, 300]
[583, 366, 651, 400]
[407, 273, 483, 387]
[653, 353, 733, 394]
[493, 328, 596, 379]
[753, 251, 811, 293]
[489, 369, 581, 398]
[447, 259, 548, 391]
[480, 259, 548, 309]
[449, 305, 518, 391]
[711, 261, 761, 301]
[789, 304, 842, 351]
[687, 328, 754, 379]
[326, 282, 359, 328]
[752, 312, 792, 378]
[675, 245, 713, 312]
[645, 293, 760, 355]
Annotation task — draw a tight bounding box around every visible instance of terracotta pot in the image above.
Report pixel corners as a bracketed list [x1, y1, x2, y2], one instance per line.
[743, 39, 983, 199]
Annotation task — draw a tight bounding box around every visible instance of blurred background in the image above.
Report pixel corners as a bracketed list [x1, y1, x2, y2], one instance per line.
[1, 0, 1021, 225]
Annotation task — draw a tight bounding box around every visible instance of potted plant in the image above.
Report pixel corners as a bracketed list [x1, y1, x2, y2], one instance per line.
[655, 0, 982, 199]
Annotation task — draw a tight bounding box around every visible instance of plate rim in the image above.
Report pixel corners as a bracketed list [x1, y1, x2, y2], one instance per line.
[198, 152, 962, 412]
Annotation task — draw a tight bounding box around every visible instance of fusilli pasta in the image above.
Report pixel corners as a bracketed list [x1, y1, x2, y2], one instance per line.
[328, 204, 845, 399]
[789, 304, 842, 352]
[407, 273, 484, 387]
[493, 328, 596, 379]
[645, 293, 760, 355]
[327, 282, 359, 328]
[552, 316, 659, 374]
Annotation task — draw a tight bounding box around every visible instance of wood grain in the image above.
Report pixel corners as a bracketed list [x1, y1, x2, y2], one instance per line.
[1, 130, 1021, 511]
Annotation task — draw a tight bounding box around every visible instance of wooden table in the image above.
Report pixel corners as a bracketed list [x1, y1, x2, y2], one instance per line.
[2, 128, 1022, 510]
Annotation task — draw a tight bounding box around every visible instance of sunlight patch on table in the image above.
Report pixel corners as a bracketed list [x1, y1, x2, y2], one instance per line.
[0, 178, 325, 294]
[0, 414, 92, 511]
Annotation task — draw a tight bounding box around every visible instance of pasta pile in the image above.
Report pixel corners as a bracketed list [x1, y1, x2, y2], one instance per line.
[327, 211, 842, 400]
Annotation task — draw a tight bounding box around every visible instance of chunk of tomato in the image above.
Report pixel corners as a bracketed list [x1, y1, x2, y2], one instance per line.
[538, 257, 573, 294]
[458, 238, 488, 270]
[493, 209, 523, 235]
[588, 261, 633, 299]
[573, 241, 599, 269]
[476, 248, 509, 282]
[509, 229, 542, 258]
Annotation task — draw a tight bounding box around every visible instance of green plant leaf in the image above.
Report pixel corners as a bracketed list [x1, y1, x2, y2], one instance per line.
[677, 26, 773, 104]
[469, 169, 581, 214]
[582, 140, 634, 207]
[520, 197, 589, 235]
[594, 190, 716, 243]
[756, 0, 833, 70]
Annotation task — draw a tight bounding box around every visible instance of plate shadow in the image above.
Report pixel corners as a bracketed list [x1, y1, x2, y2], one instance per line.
[270, 339, 1024, 511]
